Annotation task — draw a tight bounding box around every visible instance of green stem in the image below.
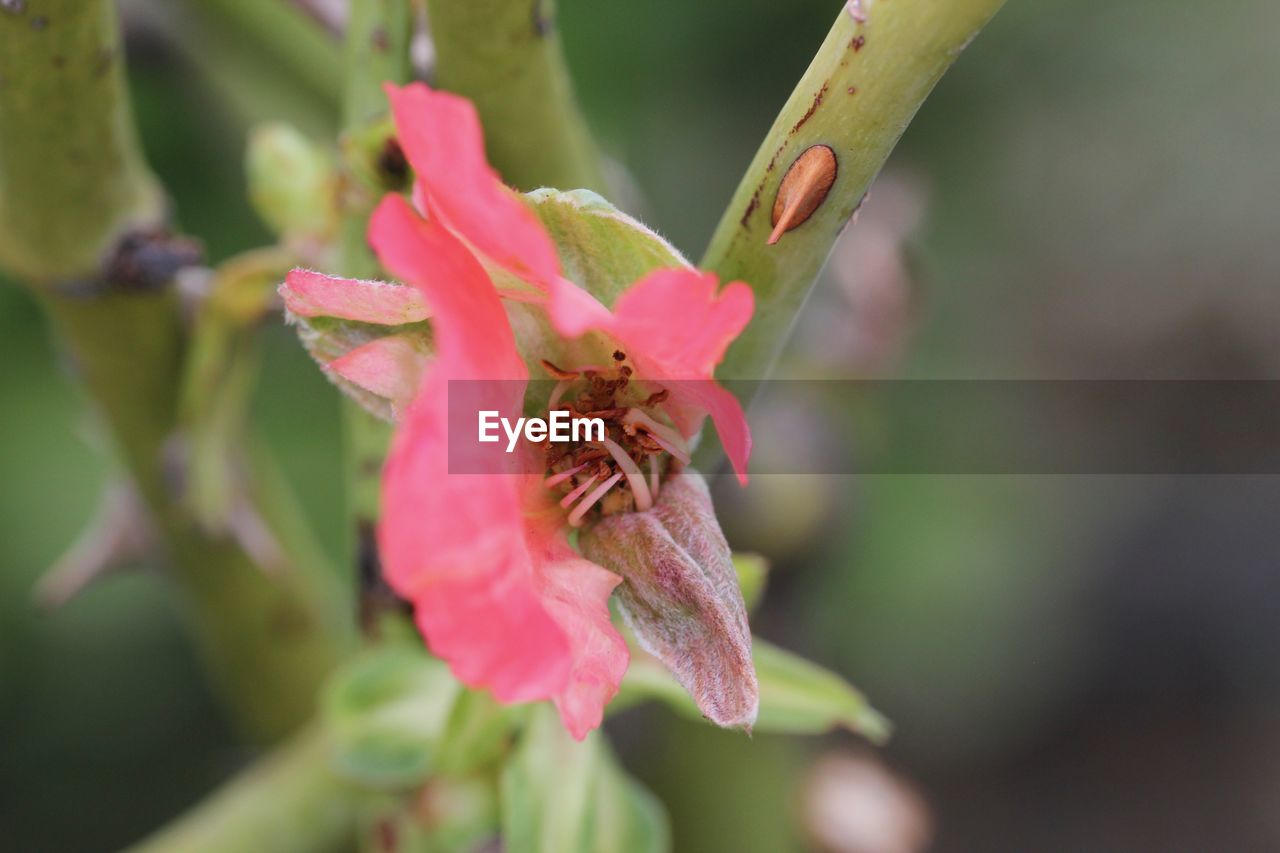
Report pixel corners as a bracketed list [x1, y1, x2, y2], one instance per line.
[1, 0, 343, 741]
[424, 0, 606, 192]
[338, 0, 410, 618]
[128, 726, 357, 853]
[702, 0, 1006, 381]
[0, 0, 162, 282]
[191, 0, 343, 112]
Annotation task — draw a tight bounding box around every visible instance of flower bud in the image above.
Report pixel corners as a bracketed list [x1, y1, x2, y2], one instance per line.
[246, 122, 337, 241]
[581, 469, 758, 729]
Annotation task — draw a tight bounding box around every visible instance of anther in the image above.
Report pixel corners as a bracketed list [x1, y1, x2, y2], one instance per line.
[623, 410, 692, 464]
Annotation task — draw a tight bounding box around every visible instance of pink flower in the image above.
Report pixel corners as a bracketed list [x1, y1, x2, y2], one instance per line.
[281, 83, 753, 739]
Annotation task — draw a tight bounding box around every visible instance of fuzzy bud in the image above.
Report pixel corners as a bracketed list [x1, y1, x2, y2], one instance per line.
[581, 469, 758, 729]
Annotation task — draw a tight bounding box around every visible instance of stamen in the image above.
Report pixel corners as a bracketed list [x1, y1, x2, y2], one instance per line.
[568, 472, 624, 527]
[547, 379, 572, 410]
[559, 472, 601, 508]
[623, 410, 692, 464]
[649, 455, 661, 501]
[540, 359, 579, 380]
[601, 436, 653, 511]
[544, 462, 588, 489]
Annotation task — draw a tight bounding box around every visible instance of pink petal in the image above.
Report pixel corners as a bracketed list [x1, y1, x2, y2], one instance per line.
[607, 269, 754, 378]
[666, 381, 753, 486]
[369, 195, 526, 381]
[281, 269, 430, 325]
[538, 538, 629, 740]
[547, 268, 755, 483]
[372, 195, 576, 702]
[384, 82, 561, 289]
[325, 334, 430, 417]
[545, 274, 615, 339]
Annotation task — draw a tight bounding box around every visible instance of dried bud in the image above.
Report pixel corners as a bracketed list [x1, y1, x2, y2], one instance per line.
[581, 469, 758, 729]
[280, 270, 434, 421]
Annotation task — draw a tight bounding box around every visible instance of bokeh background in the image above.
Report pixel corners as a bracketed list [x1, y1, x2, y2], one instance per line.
[3, 0, 1279, 849]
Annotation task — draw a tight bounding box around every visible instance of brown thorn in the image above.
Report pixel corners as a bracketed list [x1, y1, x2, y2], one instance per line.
[768, 145, 838, 245]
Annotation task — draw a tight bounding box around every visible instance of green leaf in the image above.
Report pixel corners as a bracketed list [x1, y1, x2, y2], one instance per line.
[356, 776, 499, 853]
[733, 552, 770, 614]
[501, 707, 669, 853]
[618, 638, 890, 743]
[592, 757, 670, 853]
[525, 188, 689, 307]
[323, 645, 460, 790]
[434, 687, 527, 776]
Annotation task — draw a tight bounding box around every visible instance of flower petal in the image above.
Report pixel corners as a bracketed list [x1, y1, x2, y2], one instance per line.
[665, 380, 753, 486]
[325, 334, 431, 418]
[281, 268, 429, 325]
[369, 194, 526, 381]
[538, 538, 629, 740]
[607, 269, 753, 378]
[385, 82, 561, 288]
[372, 194, 577, 702]
[547, 268, 754, 483]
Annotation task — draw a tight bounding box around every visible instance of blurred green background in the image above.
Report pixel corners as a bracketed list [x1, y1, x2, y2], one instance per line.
[3, 0, 1279, 849]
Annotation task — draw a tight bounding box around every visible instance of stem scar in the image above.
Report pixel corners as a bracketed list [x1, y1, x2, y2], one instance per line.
[768, 145, 838, 245]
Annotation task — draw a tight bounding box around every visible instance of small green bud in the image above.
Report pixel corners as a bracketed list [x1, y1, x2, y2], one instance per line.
[246, 123, 338, 241]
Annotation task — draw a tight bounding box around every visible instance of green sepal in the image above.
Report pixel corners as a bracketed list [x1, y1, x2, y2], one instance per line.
[525, 188, 689, 307]
[322, 645, 459, 790]
[617, 637, 890, 744]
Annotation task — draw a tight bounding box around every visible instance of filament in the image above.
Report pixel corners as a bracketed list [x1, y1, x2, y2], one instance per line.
[568, 472, 624, 527]
[559, 472, 600, 508]
[544, 462, 588, 489]
[601, 437, 653, 511]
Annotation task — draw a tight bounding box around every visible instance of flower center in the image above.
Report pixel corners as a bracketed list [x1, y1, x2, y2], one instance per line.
[538, 352, 690, 527]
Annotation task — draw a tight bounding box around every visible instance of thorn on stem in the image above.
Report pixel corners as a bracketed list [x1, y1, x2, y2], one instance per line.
[33, 482, 156, 610]
[768, 145, 838, 245]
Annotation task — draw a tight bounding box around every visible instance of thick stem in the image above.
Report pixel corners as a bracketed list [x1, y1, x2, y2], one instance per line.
[338, 0, 411, 613]
[127, 726, 357, 853]
[0, 0, 163, 282]
[1, 1, 344, 741]
[424, 0, 606, 193]
[702, 0, 1006, 381]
